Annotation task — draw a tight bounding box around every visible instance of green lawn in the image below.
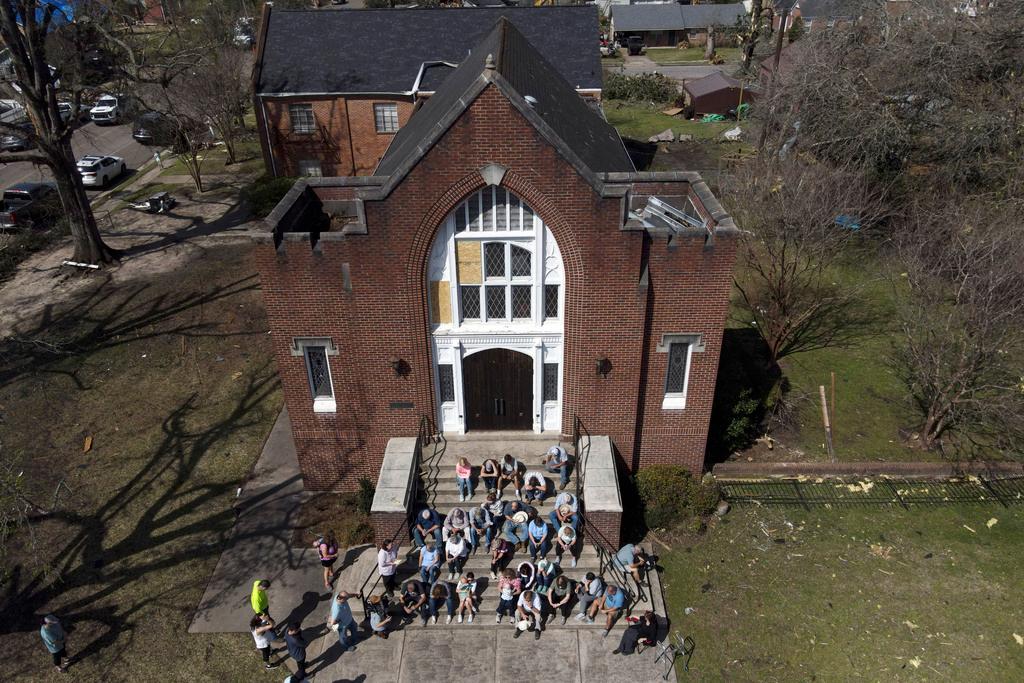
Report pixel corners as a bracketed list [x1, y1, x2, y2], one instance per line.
[603, 100, 736, 140]
[661, 504, 1024, 681]
[160, 137, 265, 178]
[646, 46, 741, 65]
[0, 245, 282, 681]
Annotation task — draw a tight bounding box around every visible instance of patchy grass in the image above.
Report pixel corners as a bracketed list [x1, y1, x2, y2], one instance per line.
[0, 244, 282, 680]
[160, 137, 265, 178]
[117, 181, 180, 205]
[660, 504, 1024, 681]
[646, 46, 741, 64]
[604, 100, 736, 140]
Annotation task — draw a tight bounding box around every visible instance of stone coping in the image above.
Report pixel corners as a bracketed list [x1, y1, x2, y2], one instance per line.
[371, 437, 419, 513]
[582, 436, 623, 513]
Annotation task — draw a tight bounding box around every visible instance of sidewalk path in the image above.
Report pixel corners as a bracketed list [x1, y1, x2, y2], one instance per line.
[189, 408, 335, 634]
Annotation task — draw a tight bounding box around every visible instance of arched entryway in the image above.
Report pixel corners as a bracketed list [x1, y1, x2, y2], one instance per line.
[462, 348, 533, 431]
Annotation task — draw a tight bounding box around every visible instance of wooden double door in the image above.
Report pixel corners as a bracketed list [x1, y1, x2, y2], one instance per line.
[462, 348, 533, 431]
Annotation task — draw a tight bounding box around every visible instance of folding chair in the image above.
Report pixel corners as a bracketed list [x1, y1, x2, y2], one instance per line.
[654, 631, 695, 679]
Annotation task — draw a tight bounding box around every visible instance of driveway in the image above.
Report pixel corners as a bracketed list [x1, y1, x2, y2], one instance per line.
[612, 55, 731, 86]
[0, 119, 155, 192]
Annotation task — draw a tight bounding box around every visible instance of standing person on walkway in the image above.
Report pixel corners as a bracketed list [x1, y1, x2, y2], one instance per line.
[481, 457, 500, 494]
[455, 572, 478, 623]
[400, 580, 428, 626]
[574, 572, 604, 619]
[495, 568, 521, 624]
[284, 622, 308, 679]
[498, 454, 523, 499]
[377, 539, 399, 596]
[419, 539, 441, 585]
[250, 614, 279, 670]
[40, 614, 70, 674]
[514, 590, 543, 640]
[586, 584, 626, 637]
[251, 580, 271, 617]
[555, 524, 578, 568]
[367, 594, 393, 639]
[444, 530, 469, 581]
[455, 457, 474, 502]
[543, 445, 571, 491]
[327, 591, 359, 653]
[527, 515, 550, 561]
[412, 507, 443, 548]
[469, 503, 493, 553]
[428, 580, 457, 625]
[545, 575, 574, 626]
[315, 533, 340, 591]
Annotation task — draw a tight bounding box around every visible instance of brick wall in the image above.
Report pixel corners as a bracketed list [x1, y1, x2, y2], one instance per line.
[256, 83, 736, 491]
[258, 95, 415, 177]
[584, 511, 622, 552]
[370, 511, 409, 547]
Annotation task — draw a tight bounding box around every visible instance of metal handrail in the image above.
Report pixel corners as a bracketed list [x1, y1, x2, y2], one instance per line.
[357, 416, 444, 612]
[572, 414, 591, 512]
[579, 508, 648, 612]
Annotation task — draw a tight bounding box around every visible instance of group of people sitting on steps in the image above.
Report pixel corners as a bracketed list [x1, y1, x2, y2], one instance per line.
[455, 446, 573, 503]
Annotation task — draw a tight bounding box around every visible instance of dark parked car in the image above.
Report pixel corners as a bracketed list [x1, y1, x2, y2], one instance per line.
[0, 122, 34, 152]
[627, 36, 645, 56]
[0, 182, 59, 230]
[132, 111, 175, 145]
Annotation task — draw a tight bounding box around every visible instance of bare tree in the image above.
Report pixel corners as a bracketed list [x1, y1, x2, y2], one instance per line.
[724, 157, 887, 363]
[890, 201, 1024, 454]
[0, 1, 118, 265]
[740, 0, 765, 72]
[1, 442, 71, 578]
[191, 48, 251, 165]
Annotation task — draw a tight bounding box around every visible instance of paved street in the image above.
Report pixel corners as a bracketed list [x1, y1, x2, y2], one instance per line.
[610, 55, 730, 86]
[0, 119, 155, 193]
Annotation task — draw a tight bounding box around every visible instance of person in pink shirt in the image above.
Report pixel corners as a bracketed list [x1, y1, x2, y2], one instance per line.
[455, 457, 474, 502]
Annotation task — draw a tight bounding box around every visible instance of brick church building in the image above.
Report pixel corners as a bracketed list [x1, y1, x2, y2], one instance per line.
[252, 9, 738, 492]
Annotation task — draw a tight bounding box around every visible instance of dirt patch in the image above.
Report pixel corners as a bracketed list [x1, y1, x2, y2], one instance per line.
[290, 491, 374, 549]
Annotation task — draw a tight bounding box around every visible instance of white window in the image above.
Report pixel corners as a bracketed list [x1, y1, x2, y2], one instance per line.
[662, 341, 691, 409]
[288, 104, 315, 134]
[297, 160, 322, 177]
[461, 241, 534, 323]
[291, 338, 338, 413]
[373, 103, 399, 133]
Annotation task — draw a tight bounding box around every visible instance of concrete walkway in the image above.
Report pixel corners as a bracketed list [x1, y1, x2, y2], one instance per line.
[189, 408, 337, 634]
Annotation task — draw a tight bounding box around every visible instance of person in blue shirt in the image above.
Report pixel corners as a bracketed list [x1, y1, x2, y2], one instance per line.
[327, 591, 359, 652]
[527, 516, 550, 561]
[613, 544, 650, 585]
[412, 508, 443, 548]
[284, 622, 308, 679]
[586, 584, 626, 637]
[419, 540, 441, 585]
[40, 614, 69, 674]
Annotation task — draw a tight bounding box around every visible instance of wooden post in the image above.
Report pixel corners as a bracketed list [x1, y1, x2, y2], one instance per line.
[830, 371, 836, 435]
[819, 385, 835, 462]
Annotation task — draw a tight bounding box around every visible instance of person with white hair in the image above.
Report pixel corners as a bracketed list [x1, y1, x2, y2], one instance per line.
[543, 444, 571, 490]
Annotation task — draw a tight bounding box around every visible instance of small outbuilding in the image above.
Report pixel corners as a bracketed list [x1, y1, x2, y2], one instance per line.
[682, 71, 757, 118]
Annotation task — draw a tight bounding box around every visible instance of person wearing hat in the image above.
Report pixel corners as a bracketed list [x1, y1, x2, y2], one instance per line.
[549, 501, 578, 535]
[498, 454, 523, 499]
[367, 594, 393, 638]
[40, 614, 70, 674]
[543, 445, 571, 490]
[503, 509, 530, 546]
[412, 508, 443, 549]
[502, 499, 536, 519]
[555, 524, 578, 568]
[523, 470, 547, 503]
[527, 514, 551, 561]
[328, 591, 359, 652]
[418, 539, 441, 585]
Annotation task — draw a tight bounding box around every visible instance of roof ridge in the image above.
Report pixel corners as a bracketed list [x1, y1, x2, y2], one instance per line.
[494, 16, 511, 73]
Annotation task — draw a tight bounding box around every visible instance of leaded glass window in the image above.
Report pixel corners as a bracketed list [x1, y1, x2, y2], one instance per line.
[461, 286, 480, 320]
[510, 245, 531, 278]
[486, 285, 506, 319]
[543, 363, 559, 402]
[304, 346, 332, 398]
[289, 104, 315, 134]
[468, 192, 481, 231]
[454, 203, 467, 233]
[544, 284, 559, 319]
[511, 285, 531, 319]
[484, 243, 505, 279]
[495, 189, 508, 230]
[665, 342, 689, 394]
[438, 364, 455, 402]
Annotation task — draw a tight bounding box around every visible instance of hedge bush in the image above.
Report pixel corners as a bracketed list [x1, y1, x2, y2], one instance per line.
[635, 464, 720, 531]
[604, 72, 679, 103]
[240, 174, 297, 218]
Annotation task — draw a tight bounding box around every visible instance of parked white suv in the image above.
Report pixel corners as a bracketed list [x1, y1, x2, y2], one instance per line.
[76, 155, 126, 187]
[89, 94, 123, 124]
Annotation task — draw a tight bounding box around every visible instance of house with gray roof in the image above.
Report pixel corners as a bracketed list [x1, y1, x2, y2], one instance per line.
[609, 3, 748, 47]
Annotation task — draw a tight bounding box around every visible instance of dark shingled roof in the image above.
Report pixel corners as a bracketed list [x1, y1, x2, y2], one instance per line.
[375, 17, 633, 180]
[683, 71, 741, 98]
[610, 3, 747, 32]
[257, 7, 603, 95]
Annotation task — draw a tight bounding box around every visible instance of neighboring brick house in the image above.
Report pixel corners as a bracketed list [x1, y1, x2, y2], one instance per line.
[253, 17, 738, 492]
[252, 5, 605, 178]
[772, 0, 865, 32]
[608, 3, 748, 48]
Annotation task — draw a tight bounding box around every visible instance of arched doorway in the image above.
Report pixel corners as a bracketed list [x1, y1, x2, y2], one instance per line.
[462, 348, 533, 431]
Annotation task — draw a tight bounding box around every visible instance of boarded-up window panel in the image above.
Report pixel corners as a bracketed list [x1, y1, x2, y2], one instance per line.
[456, 241, 482, 284]
[429, 280, 451, 325]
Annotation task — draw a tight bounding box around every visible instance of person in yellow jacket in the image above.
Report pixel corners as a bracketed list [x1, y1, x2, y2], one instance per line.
[251, 580, 271, 617]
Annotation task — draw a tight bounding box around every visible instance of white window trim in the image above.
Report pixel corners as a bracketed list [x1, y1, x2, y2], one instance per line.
[373, 103, 399, 133]
[288, 103, 315, 135]
[290, 337, 339, 413]
[657, 333, 704, 410]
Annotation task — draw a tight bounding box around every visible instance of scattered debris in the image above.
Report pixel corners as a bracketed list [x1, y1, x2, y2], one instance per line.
[1014, 633, 1023, 646]
[684, 607, 695, 615]
[869, 544, 894, 559]
[661, 107, 684, 117]
[924, 552, 933, 559]
[677, 134, 694, 142]
[846, 481, 875, 494]
[648, 128, 675, 143]
[722, 126, 742, 141]
[715, 500, 730, 517]
[962, 525, 977, 534]
[904, 620, 918, 630]
[986, 518, 998, 529]
[701, 582, 713, 593]
[909, 657, 922, 669]
[83, 435, 93, 453]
